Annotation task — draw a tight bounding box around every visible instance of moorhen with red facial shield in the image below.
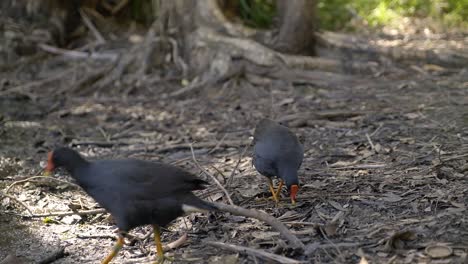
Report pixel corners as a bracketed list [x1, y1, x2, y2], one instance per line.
[45, 147, 216, 263]
[253, 119, 304, 204]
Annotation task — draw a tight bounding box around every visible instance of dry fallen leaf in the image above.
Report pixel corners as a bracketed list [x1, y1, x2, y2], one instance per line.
[328, 200, 345, 211]
[323, 222, 338, 237]
[251, 231, 279, 240]
[425, 244, 453, 259]
[381, 192, 403, 203]
[359, 256, 369, 264]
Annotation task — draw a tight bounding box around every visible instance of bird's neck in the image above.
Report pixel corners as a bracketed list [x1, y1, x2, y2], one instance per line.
[65, 158, 90, 176]
[278, 166, 298, 185]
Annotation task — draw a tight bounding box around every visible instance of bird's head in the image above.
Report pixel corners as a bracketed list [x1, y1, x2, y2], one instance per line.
[44, 147, 85, 175]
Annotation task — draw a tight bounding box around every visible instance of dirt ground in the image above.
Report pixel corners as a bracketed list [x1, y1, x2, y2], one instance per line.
[1, 31, 467, 263]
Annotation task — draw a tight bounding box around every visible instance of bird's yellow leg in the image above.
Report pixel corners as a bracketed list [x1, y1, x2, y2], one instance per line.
[274, 180, 284, 198]
[267, 178, 279, 203]
[153, 225, 174, 264]
[101, 234, 124, 264]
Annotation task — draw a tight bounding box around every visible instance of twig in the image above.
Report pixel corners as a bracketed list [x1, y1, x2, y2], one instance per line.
[6, 176, 80, 193]
[0, 191, 33, 216]
[79, 8, 106, 44]
[189, 144, 234, 205]
[111, 0, 129, 14]
[205, 241, 302, 264]
[210, 202, 305, 251]
[442, 153, 468, 162]
[330, 164, 386, 170]
[0, 67, 75, 96]
[156, 140, 248, 153]
[71, 140, 124, 148]
[38, 44, 117, 61]
[166, 37, 188, 77]
[208, 134, 228, 154]
[365, 133, 375, 151]
[77, 233, 116, 240]
[210, 165, 228, 184]
[124, 140, 249, 155]
[370, 123, 383, 137]
[138, 20, 159, 76]
[162, 233, 187, 251]
[227, 144, 249, 187]
[283, 221, 319, 227]
[23, 208, 106, 218]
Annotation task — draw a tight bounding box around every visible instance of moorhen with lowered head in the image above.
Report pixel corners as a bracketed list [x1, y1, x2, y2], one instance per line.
[253, 118, 304, 204]
[45, 147, 216, 263]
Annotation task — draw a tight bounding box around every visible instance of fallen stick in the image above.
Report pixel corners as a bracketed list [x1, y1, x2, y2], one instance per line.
[189, 144, 234, 205]
[22, 208, 106, 218]
[0, 191, 33, 216]
[6, 175, 80, 193]
[122, 139, 249, 155]
[211, 202, 305, 251]
[38, 44, 117, 61]
[205, 241, 302, 264]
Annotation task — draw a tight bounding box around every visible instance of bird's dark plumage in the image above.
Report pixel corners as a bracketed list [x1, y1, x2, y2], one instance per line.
[46, 147, 216, 263]
[253, 119, 304, 203]
[48, 147, 214, 231]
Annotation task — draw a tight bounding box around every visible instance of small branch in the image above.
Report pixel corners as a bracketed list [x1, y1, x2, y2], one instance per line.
[205, 241, 301, 264]
[227, 144, 249, 187]
[79, 8, 106, 44]
[330, 164, 386, 170]
[124, 140, 248, 155]
[23, 208, 106, 218]
[442, 153, 468, 162]
[162, 233, 187, 251]
[0, 191, 33, 216]
[38, 44, 117, 61]
[211, 202, 305, 251]
[167, 37, 188, 77]
[138, 20, 159, 76]
[0, 67, 75, 97]
[77, 233, 116, 240]
[208, 134, 228, 154]
[365, 133, 375, 151]
[71, 140, 124, 148]
[157, 140, 248, 153]
[111, 0, 129, 14]
[6, 176, 80, 194]
[189, 144, 234, 205]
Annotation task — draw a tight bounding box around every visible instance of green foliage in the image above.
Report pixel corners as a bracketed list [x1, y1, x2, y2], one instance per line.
[239, 0, 276, 28]
[319, 0, 468, 30]
[317, 0, 353, 30]
[42, 217, 59, 224]
[120, 0, 467, 30]
[129, 0, 155, 25]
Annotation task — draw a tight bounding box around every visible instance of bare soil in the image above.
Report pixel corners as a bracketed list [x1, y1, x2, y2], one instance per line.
[0, 32, 467, 264]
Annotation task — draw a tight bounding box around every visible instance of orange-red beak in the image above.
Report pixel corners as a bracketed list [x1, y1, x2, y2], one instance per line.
[290, 184, 299, 205]
[44, 151, 54, 176]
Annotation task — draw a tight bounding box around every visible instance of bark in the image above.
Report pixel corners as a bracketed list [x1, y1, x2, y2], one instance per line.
[276, 0, 317, 55]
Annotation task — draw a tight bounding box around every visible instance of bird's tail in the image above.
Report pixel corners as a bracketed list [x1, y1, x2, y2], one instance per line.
[181, 194, 219, 213]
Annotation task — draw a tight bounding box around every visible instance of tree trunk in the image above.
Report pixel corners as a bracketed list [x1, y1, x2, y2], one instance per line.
[275, 0, 317, 55]
[157, 0, 318, 77]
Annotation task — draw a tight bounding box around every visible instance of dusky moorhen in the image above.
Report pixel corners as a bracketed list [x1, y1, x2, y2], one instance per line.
[253, 118, 304, 204]
[45, 147, 216, 263]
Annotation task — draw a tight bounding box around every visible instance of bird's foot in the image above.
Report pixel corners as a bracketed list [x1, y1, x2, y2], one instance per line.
[154, 254, 174, 264]
[270, 196, 279, 202]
